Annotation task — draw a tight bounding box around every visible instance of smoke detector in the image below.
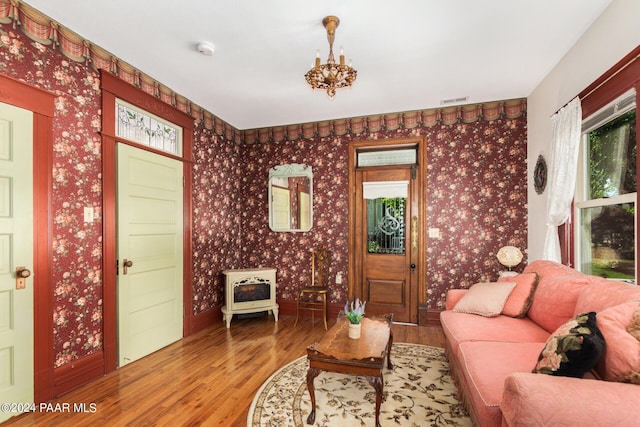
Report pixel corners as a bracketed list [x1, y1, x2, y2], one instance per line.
[197, 42, 215, 56]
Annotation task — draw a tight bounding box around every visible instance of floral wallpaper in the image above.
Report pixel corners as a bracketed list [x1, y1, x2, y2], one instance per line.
[240, 137, 352, 305]
[0, 24, 104, 367]
[191, 127, 242, 313]
[234, 118, 528, 313]
[1, 11, 527, 370]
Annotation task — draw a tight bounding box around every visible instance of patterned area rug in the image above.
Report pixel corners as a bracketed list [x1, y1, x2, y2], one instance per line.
[248, 343, 471, 426]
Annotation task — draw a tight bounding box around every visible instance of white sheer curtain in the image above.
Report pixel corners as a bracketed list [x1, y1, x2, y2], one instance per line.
[543, 97, 582, 262]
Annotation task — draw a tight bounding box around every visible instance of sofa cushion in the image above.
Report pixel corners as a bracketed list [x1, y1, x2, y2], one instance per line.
[523, 259, 579, 277]
[440, 310, 550, 357]
[457, 341, 544, 427]
[596, 301, 640, 384]
[452, 282, 516, 317]
[574, 278, 640, 314]
[498, 272, 538, 318]
[532, 312, 605, 378]
[527, 273, 590, 333]
[502, 373, 640, 427]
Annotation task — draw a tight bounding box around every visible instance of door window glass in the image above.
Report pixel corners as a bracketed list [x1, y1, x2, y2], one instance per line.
[367, 197, 405, 254]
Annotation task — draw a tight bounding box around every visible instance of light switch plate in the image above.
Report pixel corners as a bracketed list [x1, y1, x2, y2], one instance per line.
[84, 207, 94, 223]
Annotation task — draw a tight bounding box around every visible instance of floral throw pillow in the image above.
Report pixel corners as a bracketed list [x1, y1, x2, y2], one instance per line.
[533, 312, 606, 378]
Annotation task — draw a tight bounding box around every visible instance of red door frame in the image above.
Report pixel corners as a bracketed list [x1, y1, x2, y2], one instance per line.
[0, 72, 56, 403]
[100, 71, 194, 373]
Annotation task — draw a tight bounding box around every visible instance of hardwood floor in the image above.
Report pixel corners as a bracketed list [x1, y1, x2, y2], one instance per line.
[3, 314, 445, 427]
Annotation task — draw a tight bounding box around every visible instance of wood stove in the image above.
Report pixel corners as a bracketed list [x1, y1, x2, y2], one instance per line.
[221, 268, 278, 328]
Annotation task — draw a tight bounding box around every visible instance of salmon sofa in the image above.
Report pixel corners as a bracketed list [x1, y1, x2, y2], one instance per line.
[440, 260, 640, 427]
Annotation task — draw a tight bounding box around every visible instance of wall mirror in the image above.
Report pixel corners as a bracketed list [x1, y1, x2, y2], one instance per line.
[268, 163, 313, 232]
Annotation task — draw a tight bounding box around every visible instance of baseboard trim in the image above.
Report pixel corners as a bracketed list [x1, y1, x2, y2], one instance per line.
[419, 305, 442, 327]
[190, 306, 221, 334]
[53, 350, 104, 398]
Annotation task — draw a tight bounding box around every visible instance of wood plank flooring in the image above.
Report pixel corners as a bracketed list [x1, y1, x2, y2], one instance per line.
[3, 314, 445, 427]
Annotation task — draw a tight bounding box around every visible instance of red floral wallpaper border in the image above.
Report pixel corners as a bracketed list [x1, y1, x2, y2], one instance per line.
[1, 14, 527, 368]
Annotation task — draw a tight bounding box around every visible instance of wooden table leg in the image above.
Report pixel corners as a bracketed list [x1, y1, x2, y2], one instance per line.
[366, 374, 384, 427]
[306, 367, 321, 424]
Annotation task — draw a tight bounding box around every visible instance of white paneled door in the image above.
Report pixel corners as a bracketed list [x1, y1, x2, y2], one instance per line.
[117, 143, 183, 367]
[0, 103, 34, 422]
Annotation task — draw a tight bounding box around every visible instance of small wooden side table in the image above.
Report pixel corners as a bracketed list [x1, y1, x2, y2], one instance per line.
[305, 314, 393, 427]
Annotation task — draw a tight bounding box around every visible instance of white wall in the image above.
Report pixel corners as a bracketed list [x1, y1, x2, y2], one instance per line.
[527, 0, 640, 262]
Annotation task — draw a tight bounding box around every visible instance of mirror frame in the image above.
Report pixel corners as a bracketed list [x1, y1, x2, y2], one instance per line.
[268, 163, 313, 232]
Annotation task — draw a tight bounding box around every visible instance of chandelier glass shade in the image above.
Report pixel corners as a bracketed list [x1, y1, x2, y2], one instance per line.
[305, 16, 357, 98]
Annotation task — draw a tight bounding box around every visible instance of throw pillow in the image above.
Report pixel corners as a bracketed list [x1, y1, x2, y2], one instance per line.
[596, 301, 640, 384]
[452, 281, 516, 317]
[498, 272, 539, 318]
[532, 312, 606, 378]
[629, 304, 640, 340]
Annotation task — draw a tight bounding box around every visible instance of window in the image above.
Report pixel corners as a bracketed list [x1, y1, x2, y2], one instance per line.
[357, 148, 416, 167]
[575, 89, 637, 282]
[116, 98, 182, 155]
[363, 181, 409, 254]
[367, 197, 406, 254]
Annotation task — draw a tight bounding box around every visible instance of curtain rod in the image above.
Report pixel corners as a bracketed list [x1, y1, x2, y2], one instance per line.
[552, 48, 640, 117]
[579, 52, 640, 101]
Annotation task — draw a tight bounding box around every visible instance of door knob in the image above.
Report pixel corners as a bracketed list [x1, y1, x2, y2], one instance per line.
[123, 259, 133, 275]
[410, 263, 416, 270]
[16, 266, 31, 289]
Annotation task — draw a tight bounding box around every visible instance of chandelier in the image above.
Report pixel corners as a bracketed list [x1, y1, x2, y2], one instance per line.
[305, 16, 357, 98]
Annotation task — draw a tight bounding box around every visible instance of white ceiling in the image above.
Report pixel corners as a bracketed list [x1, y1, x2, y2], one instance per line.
[25, 0, 613, 130]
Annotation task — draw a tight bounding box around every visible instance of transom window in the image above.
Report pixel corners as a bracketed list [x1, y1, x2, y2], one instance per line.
[575, 89, 637, 283]
[116, 98, 182, 156]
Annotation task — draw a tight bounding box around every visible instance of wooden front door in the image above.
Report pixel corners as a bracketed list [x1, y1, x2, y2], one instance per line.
[349, 138, 424, 324]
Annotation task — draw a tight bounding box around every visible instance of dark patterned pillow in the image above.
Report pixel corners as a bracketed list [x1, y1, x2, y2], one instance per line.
[533, 312, 606, 378]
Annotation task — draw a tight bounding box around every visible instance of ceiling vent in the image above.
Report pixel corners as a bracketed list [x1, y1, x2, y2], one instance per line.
[440, 96, 469, 106]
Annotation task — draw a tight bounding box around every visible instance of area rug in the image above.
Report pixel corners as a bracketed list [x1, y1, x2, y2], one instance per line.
[248, 343, 471, 426]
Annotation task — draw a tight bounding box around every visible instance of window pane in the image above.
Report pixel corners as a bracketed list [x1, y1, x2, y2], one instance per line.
[367, 197, 405, 254]
[586, 109, 636, 199]
[579, 203, 635, 281]
[116, 98, 182, 156]
[358, 149, 416, 167]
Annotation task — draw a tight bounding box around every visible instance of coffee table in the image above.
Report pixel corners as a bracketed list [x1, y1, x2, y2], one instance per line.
[305, 314, 393, 427]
